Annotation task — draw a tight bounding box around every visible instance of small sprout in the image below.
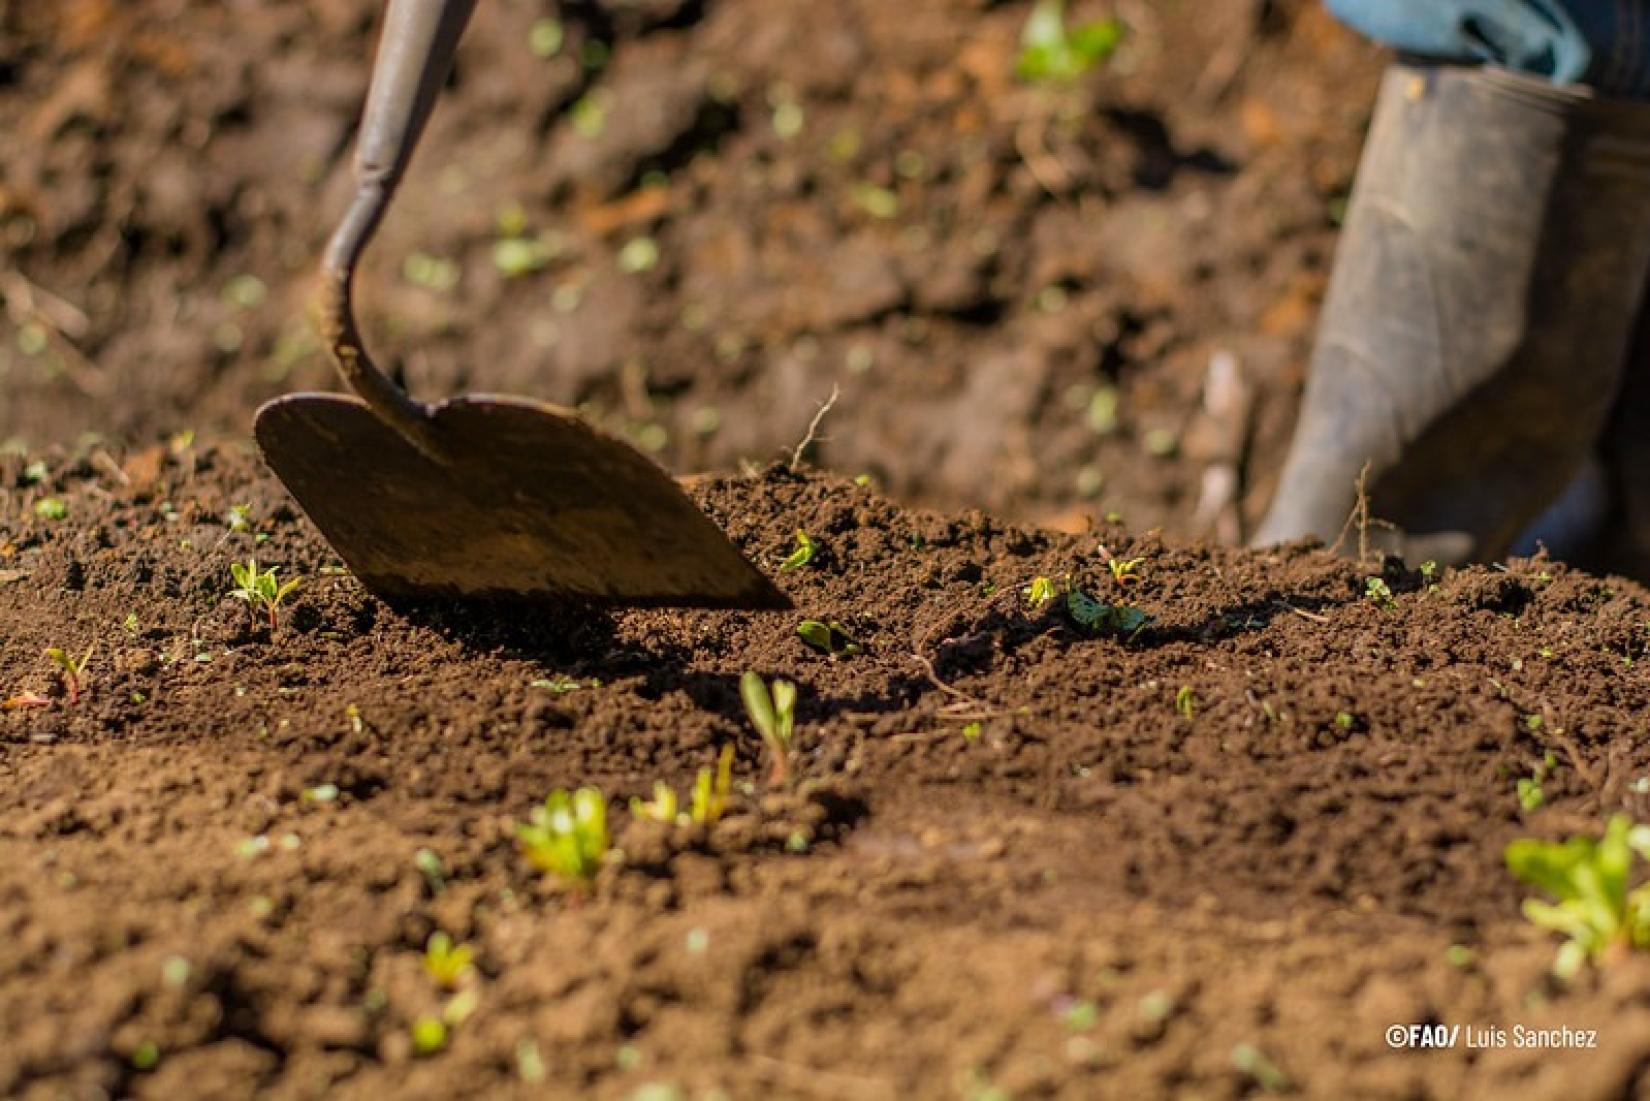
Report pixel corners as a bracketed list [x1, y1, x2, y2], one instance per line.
[740, 671, 796, 785]
[1420, 560, 1439, 585]
[1023, 576, 1058, 608]
[442, 986, 480, 1027]
[302, 783, 340, 804]
[403, 252, 459, 292]
[617, 236, 660, 274]
[1231, 1043, 1289, 1093]
[771, 99, 805, 140]
[1364, 576, 1397, 610]
[630, 782, 680, 825]
[161, 956, 192, 988]
[423, 931, 477, 989]
[410, 1016, 448, 1057]
[22, 460, 48, 484]
[1506, 815, 1650, 978]
[34, 497, 67, 520]
[528, 17, 564, 58]
[516, 788, 610, 888]
[225, 503, 252, 532]
[1174, 685, 1196, 718]
[1445, 944, 1476, 969]
[122, 612, 139, 633]
[229, 557, 301, 629]
[1138, 990, 1175, 1022]
[531, 675, 600, 693]
[1062, 1000, 1099, 1032]
[1104, 554, 1144, 585]
[493, 236, 556, 278]
[1334, 711, 1355, 731]
[45, 644, 93, 706]
[962, 721, 982, 743]
[779, 529, 819, 572]
[517, 1039, 548, 1083]
[851, 182, 900, 220]
[1016, 0, 1124, 84]
[796, 619, 861, 657]
[689, 744, 735, 825]
[414, 848, 446, 894]
[1066, 588, 1150, 637]
[131, 1040, 161, 1071]
[1526, 713, 1545, 733]
[570, 92, 608, 138]
[1517, 753, 1559, 813]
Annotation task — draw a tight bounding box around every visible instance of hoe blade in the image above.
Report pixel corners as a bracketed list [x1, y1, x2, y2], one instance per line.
[254, 393, 789, 609]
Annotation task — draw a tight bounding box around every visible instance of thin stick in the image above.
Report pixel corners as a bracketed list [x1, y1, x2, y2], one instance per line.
[789, 383, 840, 471]
[1329, 461, 1395, 564]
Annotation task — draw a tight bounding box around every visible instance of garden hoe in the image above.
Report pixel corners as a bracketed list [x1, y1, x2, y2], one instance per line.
[255, 0, 788, 609]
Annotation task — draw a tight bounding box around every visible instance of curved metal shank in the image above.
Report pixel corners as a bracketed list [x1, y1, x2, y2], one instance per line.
[315, 0, 478, 454]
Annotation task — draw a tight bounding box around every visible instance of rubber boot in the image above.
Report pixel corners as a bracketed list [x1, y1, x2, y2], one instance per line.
[1594, 302, 1650, 577]
[1253, 62, 1650, 565]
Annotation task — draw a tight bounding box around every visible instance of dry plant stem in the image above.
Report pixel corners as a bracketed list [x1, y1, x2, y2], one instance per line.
[1329, 461, 1395, 564]
[789, 384, 841, 470]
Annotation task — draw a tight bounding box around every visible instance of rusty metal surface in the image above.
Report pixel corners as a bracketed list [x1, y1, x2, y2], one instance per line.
[255, 393, 789, 609]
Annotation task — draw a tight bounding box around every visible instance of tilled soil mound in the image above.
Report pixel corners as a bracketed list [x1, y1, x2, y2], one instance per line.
[0, 0, 1380, 534]
[4, 444, 1650, 1099]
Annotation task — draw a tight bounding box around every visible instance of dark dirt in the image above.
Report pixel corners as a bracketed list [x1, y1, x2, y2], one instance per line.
[9, 2, 1650, 1099]
[0, 0, 1381, 536]
[6, 445, 1650, 1099]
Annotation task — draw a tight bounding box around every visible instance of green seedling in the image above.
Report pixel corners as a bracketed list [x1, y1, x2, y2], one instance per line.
[740, 672, 797, 785]
[690, 744, 735, 825]
[1517, 753, 1558, 813]
[1175, 685, 1196, 718]
[1103, 553, 1145, 586]
[797, 619, 862, 657]
[423, 931, 477, 989]
[630, 782, 680, 825]
[225, 504, 252, 533]
[1506, 815, 1650, 978]
[1231, 1043, 1290, 1093]
[530, 675, 601, 693]
[517, 787, 610, 889]
[779, 529, 819, 572]
[1067, 587, 1150, 637]
[414, 848, 447, 894]
[1016, 0, 1125, 84]
[410, 1016, 448, 1056]
[1420, 560, 1439, 585]
[1024, 575, 1058, 608]
[229, 557, 301, 629]
[1364, 577, 1397, 610]
[33, 497, 67, 520]
[45, 643, 93, 706]
[630, 746, 736, 828]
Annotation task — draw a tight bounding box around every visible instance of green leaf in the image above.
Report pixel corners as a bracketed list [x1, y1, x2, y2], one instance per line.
[740, 671, 777, 743]
[779, 529, 818, 572]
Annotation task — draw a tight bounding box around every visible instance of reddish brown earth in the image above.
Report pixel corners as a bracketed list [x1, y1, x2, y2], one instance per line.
[8, 2, 1650, 1100]
[5, 446, 1650, 1099]
[0, 0, 1380, 535]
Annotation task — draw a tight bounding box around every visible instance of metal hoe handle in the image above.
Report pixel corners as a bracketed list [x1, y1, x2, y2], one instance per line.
[315, 0, 478, 453]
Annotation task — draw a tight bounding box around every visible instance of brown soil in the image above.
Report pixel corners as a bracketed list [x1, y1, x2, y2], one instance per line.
[0, 0, 1380, 535]
[5, 446, 1650, 1099]
[9, 2, 1650, 1100]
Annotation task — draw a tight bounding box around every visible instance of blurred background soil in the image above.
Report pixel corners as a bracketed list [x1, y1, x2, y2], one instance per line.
[0, 0, 1382, 534]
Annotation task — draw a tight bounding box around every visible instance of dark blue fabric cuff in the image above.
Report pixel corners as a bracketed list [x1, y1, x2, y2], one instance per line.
[1325, 0, 1650, 98]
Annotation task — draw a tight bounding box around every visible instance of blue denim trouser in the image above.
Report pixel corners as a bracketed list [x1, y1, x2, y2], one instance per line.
[1327, 0, 1650, 97]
